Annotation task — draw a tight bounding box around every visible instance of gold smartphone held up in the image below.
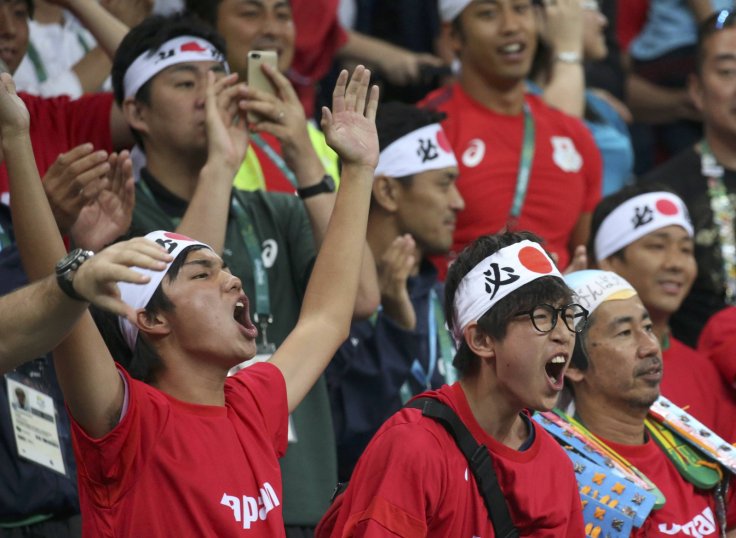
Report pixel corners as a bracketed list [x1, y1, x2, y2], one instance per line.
[247, 50, 278, 123]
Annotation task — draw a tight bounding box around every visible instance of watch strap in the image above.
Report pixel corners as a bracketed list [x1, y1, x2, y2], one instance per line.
[297, 174, 335, 200]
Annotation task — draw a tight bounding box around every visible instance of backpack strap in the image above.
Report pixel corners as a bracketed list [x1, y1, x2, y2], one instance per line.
[405, 397, 520, 538]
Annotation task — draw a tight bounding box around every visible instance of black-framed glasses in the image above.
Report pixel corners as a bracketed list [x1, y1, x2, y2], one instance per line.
[515, 303, 589, 334]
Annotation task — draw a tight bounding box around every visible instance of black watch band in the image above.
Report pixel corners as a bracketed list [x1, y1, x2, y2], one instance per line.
[297, 174, 336, 200]
[55, 248, 94, 301]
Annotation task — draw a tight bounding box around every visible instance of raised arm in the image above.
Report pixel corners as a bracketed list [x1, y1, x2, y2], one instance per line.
[241, 63, 380, 318]
[0, 72, 165, 438]
[0, 239, 170, 373]
[270, 66, 379, 412]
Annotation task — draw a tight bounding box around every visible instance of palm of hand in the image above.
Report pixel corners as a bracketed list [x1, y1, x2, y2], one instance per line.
[71, 187, 133, 251]
[326, 111, 379, 168]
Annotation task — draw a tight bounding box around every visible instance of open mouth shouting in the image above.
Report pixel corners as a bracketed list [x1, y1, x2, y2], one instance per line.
[233, 294, 259, 340]
[544, 354, 568, 391]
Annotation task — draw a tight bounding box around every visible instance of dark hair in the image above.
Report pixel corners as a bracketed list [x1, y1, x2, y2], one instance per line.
[92, 245, 207, 383]
[587, 182, 675, 264]
[111, 13, 227, 147]
[444, 232, 574, 377]
[183, 0, 222, 27]
[696, 10, 736, 74]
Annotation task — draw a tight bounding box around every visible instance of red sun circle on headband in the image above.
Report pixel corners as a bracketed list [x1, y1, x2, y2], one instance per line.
[436, 129, 452, 153]
[655, 198, 678, 216]
[180, 41, 207, 53]
[518, 246, 553, 274]
[164, 231, 195, 241]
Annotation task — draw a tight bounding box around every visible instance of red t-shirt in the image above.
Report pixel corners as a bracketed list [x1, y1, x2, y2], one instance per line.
[326, 383, 584, 537]
[421, 84, 602, 277]
[698, 306, 736, 389]
[662, 336, 736, 444]
[290, 0, 348, 117]
[604, 436, 736, 537]
[0, 92, 114, 204]
[71, 362, 289, 537]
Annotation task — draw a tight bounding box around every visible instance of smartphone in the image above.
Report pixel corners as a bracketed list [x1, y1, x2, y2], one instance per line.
[247, 50, 278, 123]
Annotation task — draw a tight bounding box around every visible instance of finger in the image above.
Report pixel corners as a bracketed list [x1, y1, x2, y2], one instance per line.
[56, 143, 95, 169]
[261, 62, 299, 103]
[78, 177, 111, 203]
[365, 84, 380, 122]
[320, 106, 333, 132]
[243, 85, 283, 106]
[344, 65, 365, 112]
[63, 150, 109, 186]
[331, 70, 349, 115]
[248, 120, 287, 139]
[354, 69, 369, 115]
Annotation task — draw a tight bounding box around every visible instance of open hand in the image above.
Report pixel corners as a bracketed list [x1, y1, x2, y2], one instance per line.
[73, 237, 173, 319]
[71, 150, 135, 251]
[43, 144, 111, 235]
[321, 66, 379, 169]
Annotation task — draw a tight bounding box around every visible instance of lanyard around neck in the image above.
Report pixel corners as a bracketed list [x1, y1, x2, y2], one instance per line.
[506, 102, 535, 230]
[699, 140, 736, 305]
[0, 221, 11, 252]
[250, 133, 299, 189]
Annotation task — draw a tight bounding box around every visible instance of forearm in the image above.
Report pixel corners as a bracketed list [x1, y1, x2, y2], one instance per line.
[176, 163, 234, 254]
[64, 0, 129, 61]
[542, 61, 585, 117]
[339, 31, 394, 66]
[0, 276, 87, 373]
[4, 108, 122, 439]
[625, 74, 689, 123]
[72, 47, 112, 94]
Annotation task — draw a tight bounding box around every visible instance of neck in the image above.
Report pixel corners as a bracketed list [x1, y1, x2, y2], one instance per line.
[152, 354, 228, 406]
[33, 1, 64, 24]
[574, 393, 648, 445]
[704, 127, 736, 170]
[145, 148, 206, 202]
[460, 371, 529, 449]
[366, 214, 423, 275]
[459, 67, 527, 115]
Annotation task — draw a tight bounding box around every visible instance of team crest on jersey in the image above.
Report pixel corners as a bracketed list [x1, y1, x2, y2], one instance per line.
[462, 139, 485, 168]
[550, 136, 582, 172]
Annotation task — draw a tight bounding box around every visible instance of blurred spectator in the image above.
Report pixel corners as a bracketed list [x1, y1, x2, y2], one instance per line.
[640, 9, 736, 347]
[421, 0, 602, 277]
[14, 0, 152, 98]
[625, 0, 730, 173]
[698, 306, 736, 389]
[532, 0, 634, 196]
[327, 103, 463, 480]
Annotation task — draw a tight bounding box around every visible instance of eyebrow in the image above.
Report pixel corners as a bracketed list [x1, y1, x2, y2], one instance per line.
[183, 258, 223, 270]
[167, 63, 227, 75]
[607, 311, 650, 329]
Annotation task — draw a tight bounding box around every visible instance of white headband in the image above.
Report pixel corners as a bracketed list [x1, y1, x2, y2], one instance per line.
[439, 0, 473, 22]
[123, 36, 229, 99]
[374, 123, 458, 178]
[594, 192, 693, 261]
[452, 240, 563, 345]
[118, 231, 212, 350]
[564, 270, 637, 327]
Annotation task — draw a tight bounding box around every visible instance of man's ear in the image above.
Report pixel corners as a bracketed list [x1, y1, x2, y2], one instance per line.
[564, 365, 585, 383]
[372, 174, 401, 213]
[135, 308, 171, 338]
[122, 97, 150, 135]
[688, 72, 704, 113]
[464, 322, 495, 360]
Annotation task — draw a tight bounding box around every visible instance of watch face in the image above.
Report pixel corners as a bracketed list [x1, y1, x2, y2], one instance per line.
[56, 248, 89, 274]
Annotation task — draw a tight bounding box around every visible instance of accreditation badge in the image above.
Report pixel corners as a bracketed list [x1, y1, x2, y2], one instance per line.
[5, 375, 66, 475]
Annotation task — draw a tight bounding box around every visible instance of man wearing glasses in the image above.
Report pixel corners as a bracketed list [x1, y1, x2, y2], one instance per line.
[321, 232, 586, 536]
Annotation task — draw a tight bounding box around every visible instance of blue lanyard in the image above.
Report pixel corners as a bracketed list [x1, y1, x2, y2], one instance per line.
[250, 133, 299, 189]
[0, 221, 10, 252]
[506, 103, 535, 230]
[410, 288, 456, 388]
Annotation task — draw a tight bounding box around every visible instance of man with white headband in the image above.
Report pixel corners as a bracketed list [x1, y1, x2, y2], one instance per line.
[4, 57, 380, 538]
[326, 102, 464, 481]
[321, 231, 586, 536]
[420, 0, 602, 278]
[562, 269, 736, 536]
[110, 14, 380, 532]
[589, 185, 736, 444]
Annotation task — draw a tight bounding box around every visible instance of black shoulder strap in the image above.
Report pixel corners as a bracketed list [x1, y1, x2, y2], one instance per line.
[406, 397, 520, 538]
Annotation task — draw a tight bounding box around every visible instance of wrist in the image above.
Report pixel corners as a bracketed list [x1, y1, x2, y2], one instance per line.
[554, 51, 583, 64]
[55, 248, 94, 302]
